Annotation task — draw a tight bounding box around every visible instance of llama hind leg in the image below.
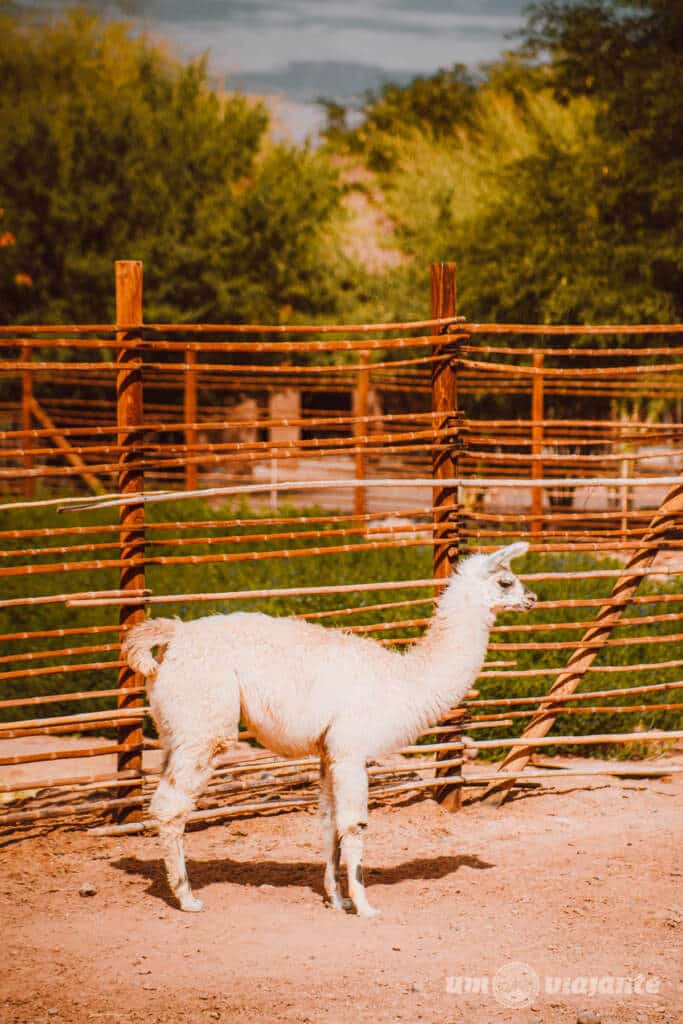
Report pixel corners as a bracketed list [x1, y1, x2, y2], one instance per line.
[330, 758, 380, 918]
[151, 749, 213, 912]
[320, 754, 348, 910]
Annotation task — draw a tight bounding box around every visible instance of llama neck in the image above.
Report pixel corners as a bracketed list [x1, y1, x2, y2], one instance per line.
[404, 580, 494, 727]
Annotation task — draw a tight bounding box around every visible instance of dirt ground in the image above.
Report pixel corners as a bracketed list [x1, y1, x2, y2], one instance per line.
[2, 762, 683, 1024]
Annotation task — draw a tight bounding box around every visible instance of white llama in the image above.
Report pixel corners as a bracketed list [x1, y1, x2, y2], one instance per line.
[123, 541, 535, 917]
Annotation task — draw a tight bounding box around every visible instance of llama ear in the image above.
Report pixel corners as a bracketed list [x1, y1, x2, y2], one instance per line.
[487, 541, 529, 571]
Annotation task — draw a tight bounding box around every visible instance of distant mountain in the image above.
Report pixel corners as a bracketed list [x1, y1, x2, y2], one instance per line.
[229, 60, 419, 105]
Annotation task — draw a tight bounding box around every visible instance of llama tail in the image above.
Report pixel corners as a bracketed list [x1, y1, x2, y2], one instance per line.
[121, 617, 178, 679]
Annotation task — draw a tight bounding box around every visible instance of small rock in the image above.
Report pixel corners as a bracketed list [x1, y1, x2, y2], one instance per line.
[79, 882, 97, 897]
[392, 945, 401, 952]
[47, 1010, 59, 1017]
[258, 884, 275, 892]
[577, 1012, 601, 1024]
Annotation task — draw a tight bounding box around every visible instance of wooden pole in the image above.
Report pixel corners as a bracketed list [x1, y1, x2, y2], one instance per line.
[115, 260, 145, 823]
[482, 479, 683, 806]
[430, 262, 465, 811]
[184, 345, 198, 490]
[431, 262, 459, 580]
[530, 351, 544, 539]
[353, 356, 370, 517]
[21, 344, 33, 498]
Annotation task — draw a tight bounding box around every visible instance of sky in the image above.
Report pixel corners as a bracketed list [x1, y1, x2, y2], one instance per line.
[14, 0, 535, 137]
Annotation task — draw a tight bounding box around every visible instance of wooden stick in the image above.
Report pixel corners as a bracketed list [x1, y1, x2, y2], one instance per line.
[480, 658, 683, 679]
[21, 344, 33, 498]
[0, 687, 144, 710]
[0, 795, 144, 827]
[0, 743, 126, 767]
[471, 729, 683, 750]
[0, 769, 139, 795]
[353, 356, 370, 517]
[1, 718, 146, 740]
[530, 351, 544, 538]
[0, 659, 123, 684]
[66, 563, 683, 609]
[0, 706, 147, 733]
[2, 332, 681, 353]
[29, 397, 103, 494]
[0, 587, 149, 611]
[184, 345, 198, 490]
[468, 679, 683, 708]
[471, 701, 683, 720]
[0, 352, 442, 375]
[488, 629, 683, 652]
[58, 474, 683, 515]
[0, 315, 463, 335]
[463, 765, 683, 783]
[0, 641, 118, 667]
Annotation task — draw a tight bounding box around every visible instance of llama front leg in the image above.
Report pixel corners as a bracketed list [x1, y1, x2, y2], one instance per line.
[330, 758, 380, 918]
[150, 750, 213, 912]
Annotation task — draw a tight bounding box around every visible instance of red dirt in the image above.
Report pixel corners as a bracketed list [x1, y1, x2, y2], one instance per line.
[2, 765, 683, 1024]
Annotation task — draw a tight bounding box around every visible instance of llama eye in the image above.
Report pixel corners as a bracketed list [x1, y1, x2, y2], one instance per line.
[499, 578, 513, 589]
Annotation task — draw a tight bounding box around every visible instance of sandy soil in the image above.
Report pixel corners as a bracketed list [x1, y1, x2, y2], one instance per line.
[2, 766, 683, 1024]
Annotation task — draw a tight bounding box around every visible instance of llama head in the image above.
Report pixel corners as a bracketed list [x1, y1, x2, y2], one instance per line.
[455, 541, 536, 614]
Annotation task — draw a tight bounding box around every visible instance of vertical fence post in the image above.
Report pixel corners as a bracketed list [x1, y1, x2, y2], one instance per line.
[184, 345, 198, 491]
[431, 262, 460, 578]
[21, 344, 34, 499]
[430, 262, 466, 811]
[115, 260, 145, 823]
[530, 351, 544, 540]
[353, 355, 370, 518]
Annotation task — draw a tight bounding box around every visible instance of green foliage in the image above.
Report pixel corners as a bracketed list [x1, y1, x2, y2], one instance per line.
[366, 81, 679, 328]
[523, 0, 683, 317]
[323, 65, 478, 172]
[323, 2, 683, 330]
[0, 10, 345, 325]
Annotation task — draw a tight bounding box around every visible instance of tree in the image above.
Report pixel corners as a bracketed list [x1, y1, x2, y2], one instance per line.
[523, 1, 683, 315]
[0, 11, 345, 325]
[323, 65, 478, 172]
[379, 86, 653, 325]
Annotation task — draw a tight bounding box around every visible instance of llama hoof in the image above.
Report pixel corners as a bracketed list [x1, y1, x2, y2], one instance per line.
[326, 895, 353, 912]
[178, 894, 204, 913]
[356, 903, 382, 918]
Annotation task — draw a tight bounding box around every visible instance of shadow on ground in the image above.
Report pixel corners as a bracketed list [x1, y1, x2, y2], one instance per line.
[112, 851, 495, 908]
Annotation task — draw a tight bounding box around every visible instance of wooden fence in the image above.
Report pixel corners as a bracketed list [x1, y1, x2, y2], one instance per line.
[1, 260, 682, 837]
